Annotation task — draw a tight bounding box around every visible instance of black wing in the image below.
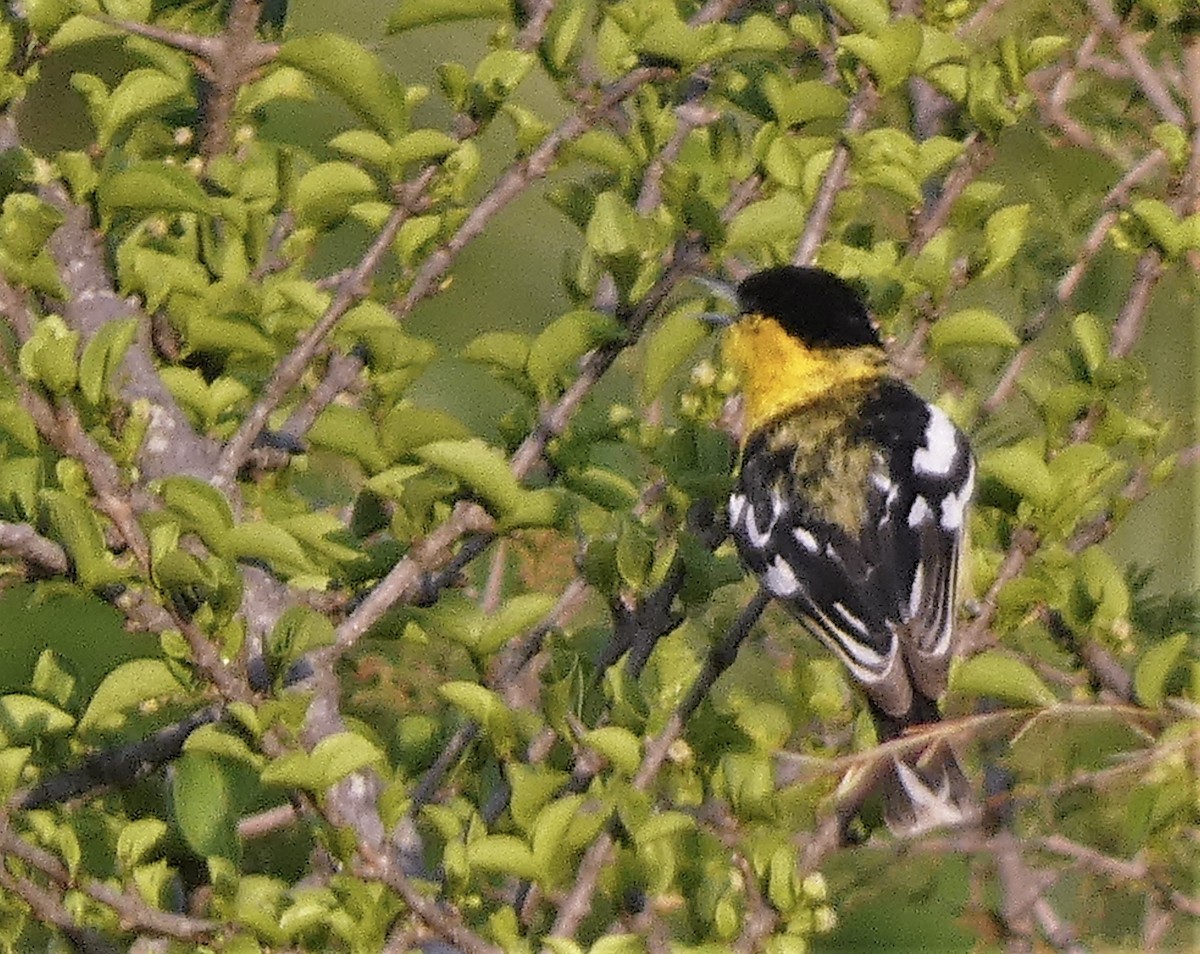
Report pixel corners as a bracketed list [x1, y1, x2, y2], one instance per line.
[729, 379, 974, 724]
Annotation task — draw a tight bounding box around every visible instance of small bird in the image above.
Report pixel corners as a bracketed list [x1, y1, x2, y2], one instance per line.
[713, 265, 976, 835]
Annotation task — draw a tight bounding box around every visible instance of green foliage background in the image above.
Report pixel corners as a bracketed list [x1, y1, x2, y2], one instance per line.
[0, 0, 1196, 951]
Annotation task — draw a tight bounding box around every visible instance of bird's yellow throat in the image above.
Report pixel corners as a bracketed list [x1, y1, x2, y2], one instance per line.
[721, 315, 887, 437]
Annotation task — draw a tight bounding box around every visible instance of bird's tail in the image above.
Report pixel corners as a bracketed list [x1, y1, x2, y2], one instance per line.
[867, 696, 978, 837]
[879, 739, 976, 836]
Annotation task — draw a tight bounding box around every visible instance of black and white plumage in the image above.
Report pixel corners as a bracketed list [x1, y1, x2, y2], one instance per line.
[729, 379, 974, 727]
[721, 266, 977, 834]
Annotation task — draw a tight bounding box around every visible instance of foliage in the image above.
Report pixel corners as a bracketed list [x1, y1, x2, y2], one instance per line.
[0, 0, 1196, 951]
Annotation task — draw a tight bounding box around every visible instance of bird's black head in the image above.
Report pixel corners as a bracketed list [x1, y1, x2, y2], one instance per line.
[736, 266, 881, 349]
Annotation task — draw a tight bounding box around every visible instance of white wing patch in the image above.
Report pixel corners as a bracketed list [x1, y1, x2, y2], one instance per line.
[940, 462, 975, 531]
[913, 406, 958, 477]
[908, 495, 932, 529]
[729, 493, 748, 527]
[765, 555, 800, 596]
[793, 527, 819, 552]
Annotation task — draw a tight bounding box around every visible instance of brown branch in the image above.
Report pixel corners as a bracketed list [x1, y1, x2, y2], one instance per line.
[216, 194, 429, 487]
[959, 527, 1040, 657]
[0, 865, 117, 954]
[1085, 0, 1186, 126]
[548, 590, 770, 939]
[792, 77, 879, 266]
[984, 149, 1167, 414]
[394, 66, 673, 320]
[0, 828, 220, 943]
[202, 1, 280, 158]
[42, 185, 219, 482]
[0, 523, 69, 575]
[358, 851, 502, 954]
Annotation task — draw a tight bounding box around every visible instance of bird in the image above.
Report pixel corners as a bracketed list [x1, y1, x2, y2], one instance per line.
[711, 264, 977, 835]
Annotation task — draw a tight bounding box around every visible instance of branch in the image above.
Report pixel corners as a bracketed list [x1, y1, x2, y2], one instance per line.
[792, 77, 879, 266]
[216, 193, 429, 486]
[984, 148, 1167, 414]
[0, 522, 69, 576]
[13, 706, 222, 810]
[0, 828, 220, 943]
[42, 184, 218, 482]
[357, 851, 502, 954]
[548, 590, 770, 939]
[393, 66, 673, 319]
[1085, 0, 1186, 126]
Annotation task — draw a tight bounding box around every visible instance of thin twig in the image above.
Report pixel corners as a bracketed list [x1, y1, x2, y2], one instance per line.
[792, 78, 879, 266]
[549, 590, 770, 939]
[1085, 0, 1186, 126]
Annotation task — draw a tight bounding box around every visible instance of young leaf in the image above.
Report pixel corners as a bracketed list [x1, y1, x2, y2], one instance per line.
[950, 651, 1057, 707]
[1134, 633, 1189, 708]
[929, 308, 1020, 353]
[388, 0, 510, 33]
[278, 34, 406, 136]
[78, 318, 137, 405]
[78, 659, 189, 734]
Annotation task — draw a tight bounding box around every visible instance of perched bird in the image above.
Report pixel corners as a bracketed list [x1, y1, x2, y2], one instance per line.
[714, 265, 976, 835]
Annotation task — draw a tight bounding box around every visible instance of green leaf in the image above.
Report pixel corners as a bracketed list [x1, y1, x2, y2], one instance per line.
[762, 76, 848, 126]
[158, 476, 235, 548]
[981, 203, 1031, 277]
[0, 694, 75, 745]
[79, 659, 189, 734]
[1134, 633, 1189, 709]
[979, 440, 1054, 506]
[294, 162, 379, 229]
[476, 593, 557, 655]
[461, 330, 531, 371]
[78, 318, 137, 404]
[379, 405, 472, 460]
[329, 129, 393, 168]
[528, 309, 623, 397]
[173, 752, 248, 859]
[260, 751, 323, 790]
[466, 835, 539, 880]
[826, 0, 889, 33]
[0, 748, 31, 800]
[840, 18, 923, 91]
[585, 191, 640, 257]
[1071, 312, 1108, 373]
[183, 724, 264, 769]
[950, 651, 1057, 707]
[391, 128, 459, 167]
[388, 0, 510, 33]
[99, 163, 214, 218]
[40, 489, 127, 590]
[116, 819, 168, 870]
[269, 606, 336, 667]
[508, 764, 571, 831]
[308, 404, 388, 473]
[928, 308, 1020, 353]
[641, 301, 710, 402]
[416, 438, 521, 516]
[726, 191, 805, 249]
[31, 650, 75, 709]
[277, 34, 405, 137]
[530, 794, 585, 882]
[18, 315, 79, 395]
[310, 731, 384, 786]
[581, 726, 642, 776]
[1130, 199, 1185, 258]
[99, 68, 188, 150]
[439, 682, 513, 749]
[547, 0, 587, 71]
[220, 523, 314, 578]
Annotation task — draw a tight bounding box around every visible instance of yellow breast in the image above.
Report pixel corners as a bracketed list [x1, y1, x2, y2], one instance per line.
[721, 315, 886, 437]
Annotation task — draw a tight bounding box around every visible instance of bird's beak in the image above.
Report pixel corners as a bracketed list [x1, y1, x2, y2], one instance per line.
[693, 275, 739, 327]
